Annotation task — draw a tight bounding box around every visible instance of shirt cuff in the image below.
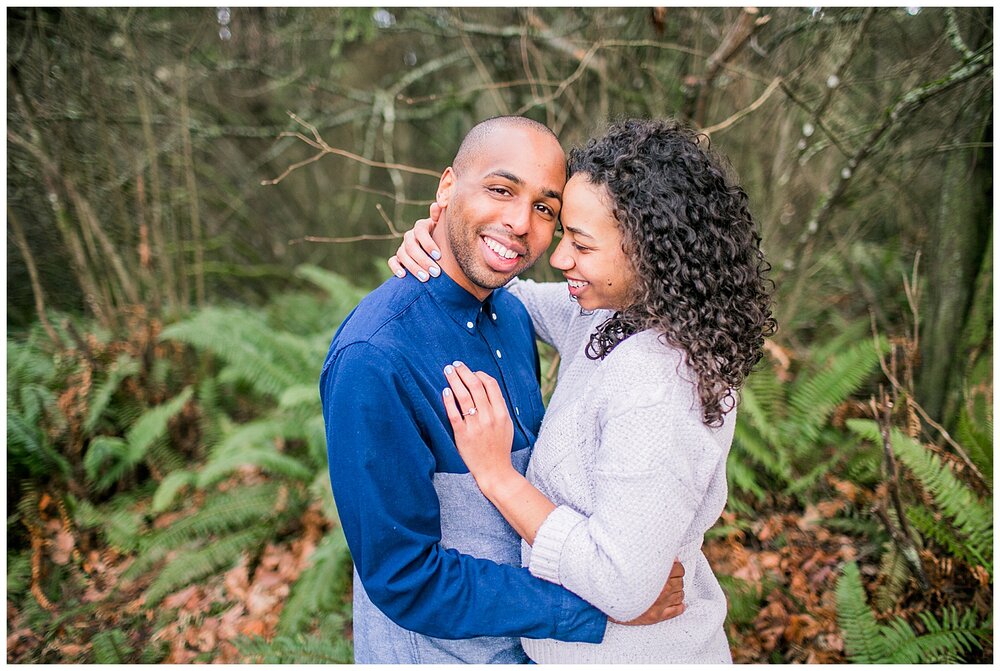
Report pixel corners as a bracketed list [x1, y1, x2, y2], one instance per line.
[529, 504, 587, 583]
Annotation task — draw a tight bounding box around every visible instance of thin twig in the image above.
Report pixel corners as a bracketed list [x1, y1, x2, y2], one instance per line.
[701, 76, 782, 136]
[869, 312, 987, 487]
[263, 112, 440, 186]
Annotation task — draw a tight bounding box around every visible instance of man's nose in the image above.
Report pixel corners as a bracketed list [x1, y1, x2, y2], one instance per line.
[504, 203, 533, 236]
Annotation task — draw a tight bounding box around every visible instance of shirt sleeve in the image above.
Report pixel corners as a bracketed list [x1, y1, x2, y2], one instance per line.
[505, 278, 579, 354]
[527, 379, 726, 622]
[321, 341, 607, 642]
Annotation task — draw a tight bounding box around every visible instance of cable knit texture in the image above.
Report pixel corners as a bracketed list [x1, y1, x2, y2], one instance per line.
[508, 279, 734, 664]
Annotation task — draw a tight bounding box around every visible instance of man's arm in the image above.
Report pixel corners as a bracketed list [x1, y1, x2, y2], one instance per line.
[321, 341, 607, 642]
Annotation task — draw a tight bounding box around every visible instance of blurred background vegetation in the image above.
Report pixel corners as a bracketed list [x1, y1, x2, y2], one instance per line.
[6, 7, 992, 663]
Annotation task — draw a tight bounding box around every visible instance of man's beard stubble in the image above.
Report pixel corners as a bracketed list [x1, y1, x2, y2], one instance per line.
[445, 205, 533, 292]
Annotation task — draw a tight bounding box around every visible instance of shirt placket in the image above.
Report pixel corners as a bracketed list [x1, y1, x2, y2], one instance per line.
[477, 303, 534, 442]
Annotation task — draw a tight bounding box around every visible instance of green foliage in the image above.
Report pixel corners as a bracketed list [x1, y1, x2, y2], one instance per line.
[83, 387, 193, 492]
[144, 527, 270, 606]
[836, 561, 888, 663]
[84, 353, 140, 434]
[239, 617, 354, 663]
[125, 482, 298, 581]
[277, 527, 352, 635]
[837, 561, 990, 663]
[846, 420, 992, 576]
[91, 629, 133, 664]
[728, 330, 888, 502]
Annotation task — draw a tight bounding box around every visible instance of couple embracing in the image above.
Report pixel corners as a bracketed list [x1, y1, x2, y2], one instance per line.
[320, 116, 775, 663]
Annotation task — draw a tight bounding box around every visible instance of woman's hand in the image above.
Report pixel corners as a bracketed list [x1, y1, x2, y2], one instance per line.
[441, 361, 516, 494]
[388, 202, 444, 281]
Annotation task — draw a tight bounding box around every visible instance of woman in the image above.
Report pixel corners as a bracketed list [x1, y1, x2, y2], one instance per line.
[391, 118, 775, 662]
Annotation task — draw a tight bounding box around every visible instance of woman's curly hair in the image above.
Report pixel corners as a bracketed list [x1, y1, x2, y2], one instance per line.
[570, 118, 776, 427]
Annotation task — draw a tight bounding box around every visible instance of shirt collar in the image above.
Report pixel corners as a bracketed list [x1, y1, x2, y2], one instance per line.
[424, 268, 496, 332]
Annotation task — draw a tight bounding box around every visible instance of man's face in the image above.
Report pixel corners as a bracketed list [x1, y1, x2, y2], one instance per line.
[437, 127, 566, 299]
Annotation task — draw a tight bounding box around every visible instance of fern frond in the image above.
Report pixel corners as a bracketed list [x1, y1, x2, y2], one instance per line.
[279, 384, 321, 410]
[277, 527, 352, 636]
[732, 418, 789, 480]
[238, 630, 353, 664]
[847, 420, 993, 570]
[161, 309, 319, 401]
[956, 393, 993, 485]
[125, 386, 194, 464]
[83, 353, 140, 434]
[907, 505, 991, 575]
[726, 453, 767, 501]
[836, 561, 888, 663]
[144, 527, 268, 606]
[126, 483, 294, 580]
[8, 410, 71, 478]
[787, 337, 886, 447]
[151, 470, 196, 513]
[910, 607, 991, 662]
[196, 448, 314, 489]
[91, 629, 133, 664]
[294, 264, 367, 319]
[737, 372, 787, 449]
[83, 436, 130, 492]
[873, 546, 911, 611]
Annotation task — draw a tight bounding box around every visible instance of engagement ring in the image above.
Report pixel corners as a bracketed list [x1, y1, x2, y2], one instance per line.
[463, 407, 478, 416]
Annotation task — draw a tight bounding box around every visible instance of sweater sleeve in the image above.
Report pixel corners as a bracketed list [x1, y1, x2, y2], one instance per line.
[527, 375, 724, 622]
[505, 278, 579, 354]
[322, 341, 607, 642]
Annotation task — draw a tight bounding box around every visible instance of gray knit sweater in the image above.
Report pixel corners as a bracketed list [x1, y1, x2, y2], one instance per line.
[508, 279, 734, 664]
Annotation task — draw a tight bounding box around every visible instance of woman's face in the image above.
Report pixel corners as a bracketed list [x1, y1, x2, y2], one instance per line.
[549, 174, 637, 312]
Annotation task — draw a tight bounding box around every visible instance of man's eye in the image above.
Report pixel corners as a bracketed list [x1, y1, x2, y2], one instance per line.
[488, 186, 511, 196]
[535, 204, 555, 218]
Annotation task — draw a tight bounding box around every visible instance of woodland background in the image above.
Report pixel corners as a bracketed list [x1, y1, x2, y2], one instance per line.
[6, 7, 993, 663]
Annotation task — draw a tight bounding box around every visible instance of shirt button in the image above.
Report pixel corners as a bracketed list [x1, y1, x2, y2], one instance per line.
[515, 407, 520, 416]
[466, 321, 474, 329]
[496, 350, 502, 358]
[491, 313, 497, 321]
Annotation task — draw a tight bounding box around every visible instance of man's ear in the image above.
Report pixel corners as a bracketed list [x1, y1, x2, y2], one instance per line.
[436, 167, 456, 208]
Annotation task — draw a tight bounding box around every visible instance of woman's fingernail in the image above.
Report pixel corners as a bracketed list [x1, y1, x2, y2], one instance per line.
[453, 361, 463, 368]
[443, 387, 452, 396]
[428, 265, 440, 277]
[395, 269, 405, 279]
[444, 365, 454, 376]
[431, 249, 442, 261]
[418, 271, 429, 282]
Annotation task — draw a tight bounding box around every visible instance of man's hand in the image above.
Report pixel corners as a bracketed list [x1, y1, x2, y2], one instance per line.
[613, 559, 685, 625]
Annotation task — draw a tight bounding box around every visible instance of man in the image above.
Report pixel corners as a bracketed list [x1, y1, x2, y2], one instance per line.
[321, 117, 681, 664]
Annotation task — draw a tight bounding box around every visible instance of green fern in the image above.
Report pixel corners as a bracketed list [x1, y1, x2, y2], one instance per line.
[124, 482, 297, 580]
[847, 419, 992, 575]
[837, 561, 889, 663]
[277, 527, 352, 635]
[151, 470, 196, 513]
[238, 629, 353, 663]
[837, 561, 991, 663]
[873, 546, 910, 611]
[91, 629, 133, 664]
[786, 336, 887, 447]
[144, 527, 269, 606]
[83, 353, 140, 434]
[294, 264, 368, 320]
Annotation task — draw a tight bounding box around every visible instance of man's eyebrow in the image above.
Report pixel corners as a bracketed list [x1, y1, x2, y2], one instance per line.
[485, 170, 523, 185]
[486, 170, 562, 203]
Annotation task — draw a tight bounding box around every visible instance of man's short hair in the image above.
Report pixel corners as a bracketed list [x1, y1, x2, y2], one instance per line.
[452, 116, 560, 173]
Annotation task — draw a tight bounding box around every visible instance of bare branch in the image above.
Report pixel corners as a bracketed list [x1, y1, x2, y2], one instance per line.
[701, 76, 782, 136]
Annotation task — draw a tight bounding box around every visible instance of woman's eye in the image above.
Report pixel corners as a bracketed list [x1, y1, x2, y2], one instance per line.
[572, 243, 591, 253]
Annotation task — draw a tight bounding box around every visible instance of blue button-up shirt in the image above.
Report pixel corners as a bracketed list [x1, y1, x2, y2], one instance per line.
[321, 270, 606, 663]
